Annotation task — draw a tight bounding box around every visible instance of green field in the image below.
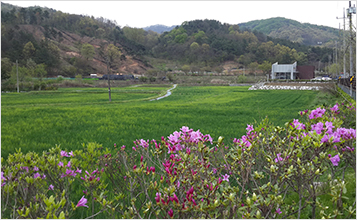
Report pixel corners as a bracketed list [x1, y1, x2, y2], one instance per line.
[1, 85, 340, 159]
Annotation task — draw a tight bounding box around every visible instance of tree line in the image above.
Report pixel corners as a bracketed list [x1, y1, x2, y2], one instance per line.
[1, 3, 336, 82]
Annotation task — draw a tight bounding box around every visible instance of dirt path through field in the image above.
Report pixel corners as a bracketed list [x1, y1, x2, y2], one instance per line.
[150, 84, 177, 101]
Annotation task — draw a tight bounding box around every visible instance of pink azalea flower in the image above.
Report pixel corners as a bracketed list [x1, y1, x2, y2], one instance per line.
[69, 151, 74, 157]
[246, 124, 254, 132]
[58, 162, 64, 167]
[76, 196, 88, 208]
[48, 184, 54, 190]
[330, 104, 339, 112]
[168, 208, 173, 218]
[33, 166, 39, 171]
[222, 174, 230, 182]
[60, 151, 69, 157]
[34, 173, 41, 179]
[330, 154, 340, 166]
[276, 208, 282, 214]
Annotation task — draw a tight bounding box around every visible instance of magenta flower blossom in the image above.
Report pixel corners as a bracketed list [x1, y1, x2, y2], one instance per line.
[150, 167, 155, 173]
[274, 153, 284, 163]
[309, 107, 326, 119]
[121, 145, 126, 150]
[330, 104, 339, 112]
[276, 208, 282, 214]
[222, 174, 230, 182]
[168, 208, 173, 218]
[292, 119, 306, 130]
[330, 154, 340, 166]
[33, 166, 39, 171]
[67, 161, 71, 167]
[311, 122, 324, 134]
[69, 151, 74, 157]
[133, 165, 137, 170]
[48, 184, 54, 190]
[180, 126, 191, 133]
[132, 147, 136, 151]
[321, 135, 330, 143]
[60, 151, 69, 157]
[58, 161, 64, 167]
[325, 121, 335, 134]
[246, 124, 254, 132]
[155, 192, 161, 203]
[34, 173, 41, 179]
[75, 168, 82, 173]
[76, 196, 89, 208]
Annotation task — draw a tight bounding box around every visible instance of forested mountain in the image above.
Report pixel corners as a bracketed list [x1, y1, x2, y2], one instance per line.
[239, 17, 340, 47]
[143, 24, 177, 34]
[151, 19, 333, 69]
[1, 2, 336, 82]
[1, 2, 152, 80]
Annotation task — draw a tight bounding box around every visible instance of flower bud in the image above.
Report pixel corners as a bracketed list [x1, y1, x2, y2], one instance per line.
[315, 169, 320, 175]
[246, 197, 251, 206]
[252, 193, 257, 201]
[218, 136, 223, 145]
[256, 210, 261, 218]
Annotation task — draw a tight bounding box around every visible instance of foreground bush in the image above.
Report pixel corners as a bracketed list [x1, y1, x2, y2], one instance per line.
[1, 102, 356, 219]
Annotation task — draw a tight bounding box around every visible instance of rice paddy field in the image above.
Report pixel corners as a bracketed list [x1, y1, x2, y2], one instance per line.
[1, 85, 340, 159]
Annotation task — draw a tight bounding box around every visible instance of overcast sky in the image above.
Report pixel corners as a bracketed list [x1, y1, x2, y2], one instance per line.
[3, 1, 356, 29]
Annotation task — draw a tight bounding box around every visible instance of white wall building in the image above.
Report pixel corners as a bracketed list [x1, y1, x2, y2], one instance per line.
[271, 62, 297, 80]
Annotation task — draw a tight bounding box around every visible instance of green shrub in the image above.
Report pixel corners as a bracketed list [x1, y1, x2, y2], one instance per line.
[149, 77, 156, 82]
[237, 74, 247, 83]
[139, 76, 148, 82]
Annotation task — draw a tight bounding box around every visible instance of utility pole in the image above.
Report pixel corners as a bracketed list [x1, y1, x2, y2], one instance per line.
[16, 60, 19, 93]
[335, 40, 338, 78]
[336, 8, 346, 78]
[106, 57, 112, 102]
[347, 1, 356, 96]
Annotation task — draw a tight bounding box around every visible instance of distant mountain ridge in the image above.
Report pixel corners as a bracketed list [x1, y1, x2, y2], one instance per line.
[238, 17, 340, 47]
[142, 24, 177, 34]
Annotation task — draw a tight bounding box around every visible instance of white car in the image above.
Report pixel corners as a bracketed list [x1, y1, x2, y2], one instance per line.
[322, 77, 332, 81]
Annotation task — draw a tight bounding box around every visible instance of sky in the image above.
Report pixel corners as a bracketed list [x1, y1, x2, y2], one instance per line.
[3, 1, 356, 30]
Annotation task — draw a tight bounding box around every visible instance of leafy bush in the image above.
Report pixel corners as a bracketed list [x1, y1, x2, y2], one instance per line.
[1, 102, 355, 219]
[139, 76, 148, 82]
[149, 77, 156, 82]
[237, 74, 247, 83]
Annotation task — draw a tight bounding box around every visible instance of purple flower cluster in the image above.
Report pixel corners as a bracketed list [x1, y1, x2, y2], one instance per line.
[330, 104, 339, 113]
[164, 126, 213, 153]
[291, 119, 306, 130]
[1, 171, 6, 187]
[233, 125, 256, 149]
[309, 107, 326, 119]
[330, 154, 340, 166]
[80, 169, 101, 182]
[60, 150, 74, 157]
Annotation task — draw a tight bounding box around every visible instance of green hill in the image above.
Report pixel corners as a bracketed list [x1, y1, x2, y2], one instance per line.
[239, 17, 340, 47]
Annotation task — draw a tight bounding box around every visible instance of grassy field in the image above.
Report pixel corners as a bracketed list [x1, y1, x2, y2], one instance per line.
[1, 85, 340, 159]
